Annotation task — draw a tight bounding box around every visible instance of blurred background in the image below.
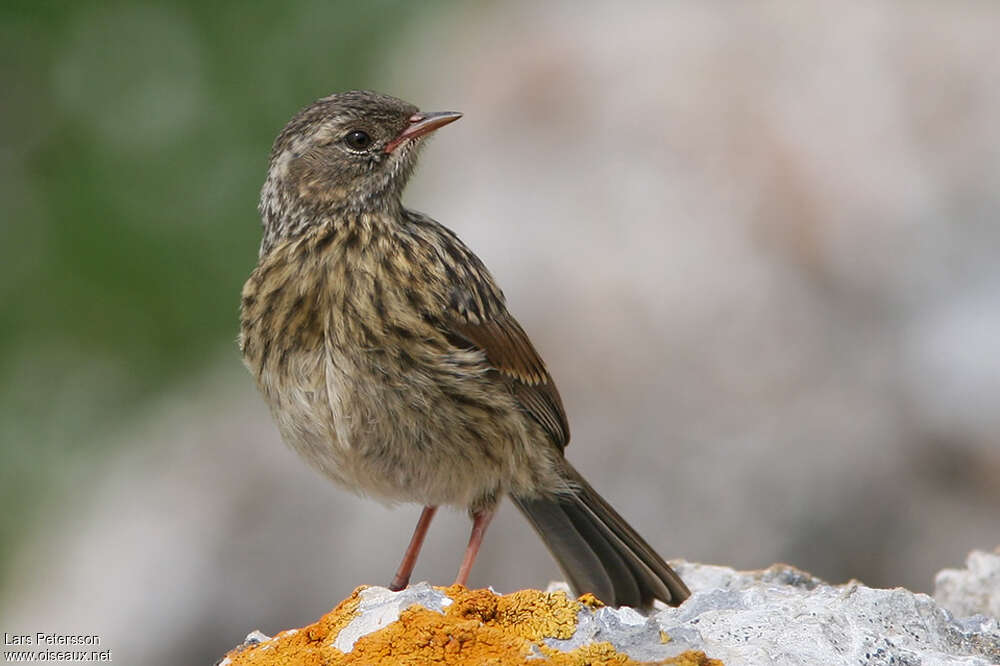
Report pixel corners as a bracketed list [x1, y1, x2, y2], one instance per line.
[2, 1, 999, 663]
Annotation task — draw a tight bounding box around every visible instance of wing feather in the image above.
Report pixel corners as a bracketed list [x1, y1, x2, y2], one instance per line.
[450, 314, 570, 449]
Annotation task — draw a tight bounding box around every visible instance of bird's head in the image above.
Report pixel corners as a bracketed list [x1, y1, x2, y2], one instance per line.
[259, 90, 461, 251]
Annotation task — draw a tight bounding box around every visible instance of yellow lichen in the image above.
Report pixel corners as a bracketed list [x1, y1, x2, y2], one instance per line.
[493, 589, 581, 640]
[540, 643, 720, 666]
[220, 586, 723, 665]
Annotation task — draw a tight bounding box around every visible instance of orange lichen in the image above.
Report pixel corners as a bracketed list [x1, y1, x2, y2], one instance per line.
[577, 592, 605, 609]
[221, 586, 723, 665]
[662, 652, 723, 666]
[223, 586, 364, 666]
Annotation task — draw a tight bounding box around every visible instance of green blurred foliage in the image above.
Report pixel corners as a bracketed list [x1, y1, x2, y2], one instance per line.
[0, 0, 433, 584]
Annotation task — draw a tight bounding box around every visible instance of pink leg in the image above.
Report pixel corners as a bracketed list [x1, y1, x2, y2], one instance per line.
[389, 505, 438, 591]
[453, 508, 496, 587]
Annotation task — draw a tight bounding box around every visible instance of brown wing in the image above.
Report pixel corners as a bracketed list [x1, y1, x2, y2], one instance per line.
[451, 314, 570, 450]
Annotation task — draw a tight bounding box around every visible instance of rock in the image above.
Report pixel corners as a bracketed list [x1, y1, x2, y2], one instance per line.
[661, 561, 999, 665]
[218, 557, 1000, 665]
[935, 548, 1000, 620]
[216, 583, 716, 665]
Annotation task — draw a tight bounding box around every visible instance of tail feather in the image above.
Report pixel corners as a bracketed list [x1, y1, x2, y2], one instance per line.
[514, 495, 617, 602]
[513, 462, 689, 609]
[559, 496, 643, 604]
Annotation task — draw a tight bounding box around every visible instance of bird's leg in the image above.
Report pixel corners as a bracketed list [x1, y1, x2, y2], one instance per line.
[389, 505, 438, 591]
[453, 508, 496, 587]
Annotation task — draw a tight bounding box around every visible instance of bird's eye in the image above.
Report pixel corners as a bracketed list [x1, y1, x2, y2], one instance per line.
[343, 130, 373, 151]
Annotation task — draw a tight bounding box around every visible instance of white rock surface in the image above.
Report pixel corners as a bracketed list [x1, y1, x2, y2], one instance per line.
[657, 561, 999, 665]
[935, 549, 1000, 620]
[332, 583, 452, 653]
[317, 561, 999, 665]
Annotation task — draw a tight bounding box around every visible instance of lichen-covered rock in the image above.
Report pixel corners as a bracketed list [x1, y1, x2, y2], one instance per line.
[216, 583, 717, 665]
[218, 555, 1000, 665]
[935, 548, 1000, 620]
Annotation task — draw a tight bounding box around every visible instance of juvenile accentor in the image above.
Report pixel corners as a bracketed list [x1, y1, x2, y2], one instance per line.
[240, 90, 689, 608]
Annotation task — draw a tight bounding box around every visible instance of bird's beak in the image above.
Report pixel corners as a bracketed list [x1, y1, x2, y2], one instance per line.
[385, 111, 463, 153]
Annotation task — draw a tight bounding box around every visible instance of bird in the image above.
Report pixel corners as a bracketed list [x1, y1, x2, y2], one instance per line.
[239, 90, 690, 609]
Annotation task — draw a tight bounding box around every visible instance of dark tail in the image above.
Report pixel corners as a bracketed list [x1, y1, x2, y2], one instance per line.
[512, 462, 689, 609]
